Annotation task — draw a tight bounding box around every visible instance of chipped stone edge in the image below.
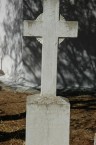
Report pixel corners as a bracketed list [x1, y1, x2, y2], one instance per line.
[27, 94, 70, 105]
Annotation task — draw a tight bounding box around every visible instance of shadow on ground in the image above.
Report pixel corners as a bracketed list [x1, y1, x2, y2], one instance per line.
[70, 98, 96, 110]
[0, 112, 26, 142]
[57, 89, 96, 110]
[0, 112, 26, 121]
[0, 129, 25, 142]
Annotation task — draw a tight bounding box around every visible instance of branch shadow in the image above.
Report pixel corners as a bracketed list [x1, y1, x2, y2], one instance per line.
[70, 98, 96, 110]
[23, 0, 96, 90]
[23, 0, 43, 20]
[23, 37, 42, 86]
[0, 112, 26, 121]
[1, 0, 23, 79]
[0, 129, 25, 142]
[0, 112, 26, 142]
[57, 88, 96, 111]
[1, 0, 96, 90]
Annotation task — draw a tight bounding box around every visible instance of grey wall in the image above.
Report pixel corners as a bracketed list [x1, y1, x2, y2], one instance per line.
[0, 0, 96, 90]
[23, 0, 96, 90]
[0, 0, 23, 82]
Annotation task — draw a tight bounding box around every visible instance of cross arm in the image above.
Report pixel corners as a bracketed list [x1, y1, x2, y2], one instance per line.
[57, 15, 78, 38]
[23, 14, 43, 37]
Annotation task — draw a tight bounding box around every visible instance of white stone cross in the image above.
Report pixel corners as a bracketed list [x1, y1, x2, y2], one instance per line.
[24, 0, 78, 97]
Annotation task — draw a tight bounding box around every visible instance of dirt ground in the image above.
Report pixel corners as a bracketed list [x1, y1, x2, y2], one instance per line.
[0, 85, 96, 145]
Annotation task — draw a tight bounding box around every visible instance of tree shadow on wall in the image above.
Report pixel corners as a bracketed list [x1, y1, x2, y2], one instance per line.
[2, 0, 22, 79]
[58, 0, 96, 90]
[23, 0, 43, 20]
[23, 37, 42, 86]
[23, 0, 96, 92]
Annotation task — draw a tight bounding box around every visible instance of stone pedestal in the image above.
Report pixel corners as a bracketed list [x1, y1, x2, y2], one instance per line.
[26, 94, 70, 145]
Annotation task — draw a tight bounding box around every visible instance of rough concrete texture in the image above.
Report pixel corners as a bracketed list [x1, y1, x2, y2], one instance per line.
[26, 94, 70, 145]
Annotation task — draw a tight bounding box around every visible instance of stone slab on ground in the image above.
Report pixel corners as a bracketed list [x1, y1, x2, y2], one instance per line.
[26, 94, 70, 145]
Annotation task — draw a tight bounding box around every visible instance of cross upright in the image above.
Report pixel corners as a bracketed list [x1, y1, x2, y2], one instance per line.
[23, 0, 78, 97]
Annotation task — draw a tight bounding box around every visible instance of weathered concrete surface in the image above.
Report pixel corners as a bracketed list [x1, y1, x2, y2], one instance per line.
[26, 94, 70, 145]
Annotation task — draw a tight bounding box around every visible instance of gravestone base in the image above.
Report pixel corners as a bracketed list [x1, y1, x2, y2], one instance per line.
[26, 94, 70, 145]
